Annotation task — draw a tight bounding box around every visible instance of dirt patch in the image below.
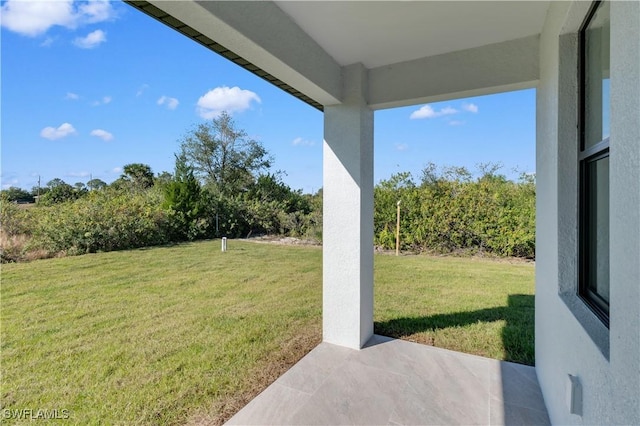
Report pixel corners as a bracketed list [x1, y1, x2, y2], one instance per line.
[242, 235, 321, 247]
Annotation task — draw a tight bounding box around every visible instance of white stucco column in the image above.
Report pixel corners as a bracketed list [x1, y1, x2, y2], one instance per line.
[322, 63, 374, 349]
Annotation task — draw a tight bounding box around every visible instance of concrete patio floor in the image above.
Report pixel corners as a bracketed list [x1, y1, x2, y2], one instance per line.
[227, 335, 550, 425]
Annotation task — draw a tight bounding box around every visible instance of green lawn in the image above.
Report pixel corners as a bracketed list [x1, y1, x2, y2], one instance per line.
[374, 254, 535, 365]
[1, 240, 534, 424]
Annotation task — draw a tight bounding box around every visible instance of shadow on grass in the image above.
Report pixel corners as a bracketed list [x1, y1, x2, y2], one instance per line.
[374, 294, 534, 365]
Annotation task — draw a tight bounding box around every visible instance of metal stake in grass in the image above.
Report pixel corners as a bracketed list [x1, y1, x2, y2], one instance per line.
[396, 200, 401, 256]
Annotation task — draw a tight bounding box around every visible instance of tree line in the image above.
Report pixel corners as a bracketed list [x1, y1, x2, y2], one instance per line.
[1, 112, 535, 262]
[1, 112, 321, 262]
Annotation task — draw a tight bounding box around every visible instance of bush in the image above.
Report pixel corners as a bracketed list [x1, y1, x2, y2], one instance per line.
[374, 165, 535, 258]
[163, 154, 207, 241]
[197, 174, 320, 240]
[0, 196, 31, 236]
[1, 187, 34, 203]
[4, 161, 534, 261]
[27, 188, 171, 256]
[0, 197, 35, 262]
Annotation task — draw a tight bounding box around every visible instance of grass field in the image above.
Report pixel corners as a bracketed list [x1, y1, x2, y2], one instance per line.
[1, 240, 534, 424]
[374, 254, 535, 364]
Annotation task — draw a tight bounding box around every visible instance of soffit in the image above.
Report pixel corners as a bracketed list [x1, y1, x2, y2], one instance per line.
[126, 1, 550, 110]
[274, 1, 550, 69]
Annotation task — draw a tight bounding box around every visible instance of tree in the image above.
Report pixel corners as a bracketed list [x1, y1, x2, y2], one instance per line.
[246, 172, 310, 214]
[155, 171, 173, 187]
[120, 163, 154, 190]
[74, 182, 88, 194]
[1, 187, 34, 203]
[40, 178, 77, 204]
[47, 178, 66, 189]
[87, 178, 107, 191]
[31, 185, 48, 198]
[179, 111, 271, 195]
[163, 154, 204, 240]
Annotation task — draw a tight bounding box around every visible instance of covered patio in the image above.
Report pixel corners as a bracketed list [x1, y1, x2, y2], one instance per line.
[126, 0, 545, 350]
[126, 1, 640, 425]
[227, 335, 549, 425]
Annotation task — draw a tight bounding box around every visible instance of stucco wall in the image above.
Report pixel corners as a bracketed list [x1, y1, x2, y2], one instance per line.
[536, 1, 640, 424]
[323, 64, 374, 350]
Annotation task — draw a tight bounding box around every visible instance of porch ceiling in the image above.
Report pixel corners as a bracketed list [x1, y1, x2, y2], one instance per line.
[127, 1, 550, 110]
[275, 1, 550, 69]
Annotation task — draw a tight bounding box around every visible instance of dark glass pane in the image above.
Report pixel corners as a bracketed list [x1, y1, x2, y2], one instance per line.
[584, 1, 610, 149]
[585, 155, 610, 310]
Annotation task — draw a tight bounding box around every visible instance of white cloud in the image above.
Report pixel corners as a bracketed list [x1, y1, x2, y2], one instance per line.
[136, 84, 150, 97]
[66, 171, 90, 178]
[78, 0, 113, 24]
[410, 105, 458, 120]
[395, 143, 409, 151]
[0, 0, 75, 37]
[157, 96, 179, 110]
[40, 123, 77, 140]
[73, 29, 106, 49]
[440, 107, 457, 115]
[40, 36, 54, 47]
[65, 92, 80, 100]
[292, 137, 315, 147]
[0, 0, 115, 37]
[448, 120, 465, 126]
[92, 96, 112, 106]
[111, 167, 122, 174]
[90, 129, 113, 141]
[463, 103, 479, 113]
[196, 86, 261, 119]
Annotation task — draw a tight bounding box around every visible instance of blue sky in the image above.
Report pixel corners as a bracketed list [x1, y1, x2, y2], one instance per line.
[1, 0, 535, 194]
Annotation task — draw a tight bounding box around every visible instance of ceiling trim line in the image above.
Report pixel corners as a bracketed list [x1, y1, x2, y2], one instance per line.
[124, 0, 324, 112]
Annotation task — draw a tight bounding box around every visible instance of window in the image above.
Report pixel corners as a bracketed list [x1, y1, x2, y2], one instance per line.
[579, 0, 610, 327]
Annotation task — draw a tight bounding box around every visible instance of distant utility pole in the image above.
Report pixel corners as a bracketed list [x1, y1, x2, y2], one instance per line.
[395, 200, 401, 256]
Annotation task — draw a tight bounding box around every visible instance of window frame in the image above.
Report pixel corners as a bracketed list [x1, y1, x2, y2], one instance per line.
[578, 0, 610, 328]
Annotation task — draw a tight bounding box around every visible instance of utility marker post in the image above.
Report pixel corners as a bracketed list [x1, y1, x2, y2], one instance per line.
[221, 237, 227, 252]
[396, 200, 401, 256]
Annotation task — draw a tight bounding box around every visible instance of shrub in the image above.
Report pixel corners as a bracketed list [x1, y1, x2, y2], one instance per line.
[374, 165, 535, 258]
[0, 197, 34, 262]
[27, 188, 171, 256]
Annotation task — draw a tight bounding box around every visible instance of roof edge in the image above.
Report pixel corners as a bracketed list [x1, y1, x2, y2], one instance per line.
[124, 0, 324, 112]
